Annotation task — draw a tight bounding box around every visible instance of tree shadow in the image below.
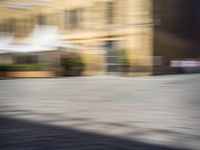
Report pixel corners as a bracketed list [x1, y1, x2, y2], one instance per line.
[0, 115, 190, 150]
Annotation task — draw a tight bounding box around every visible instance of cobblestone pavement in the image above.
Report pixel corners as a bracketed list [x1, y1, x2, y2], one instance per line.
[0, 74, 200, 150]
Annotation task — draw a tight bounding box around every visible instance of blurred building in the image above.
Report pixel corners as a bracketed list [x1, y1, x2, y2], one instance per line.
[0, 0, 153, 75]
[0, 0, 199, 75]
[153, 0, 200, 73]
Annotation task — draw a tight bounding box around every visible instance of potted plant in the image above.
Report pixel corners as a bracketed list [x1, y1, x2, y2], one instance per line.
[61, 53, 85, 76]
[118, 50, 131, 73]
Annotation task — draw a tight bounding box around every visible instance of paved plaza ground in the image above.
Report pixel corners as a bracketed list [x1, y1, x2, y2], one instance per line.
[0, 74, 200, 150]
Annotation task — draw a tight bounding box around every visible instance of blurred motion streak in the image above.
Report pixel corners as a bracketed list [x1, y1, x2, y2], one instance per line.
[0, 0, 199, 77]
[0, 1, 200, 150]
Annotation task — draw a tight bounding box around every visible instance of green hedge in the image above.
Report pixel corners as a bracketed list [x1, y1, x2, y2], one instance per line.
[0, 64, 52, 72]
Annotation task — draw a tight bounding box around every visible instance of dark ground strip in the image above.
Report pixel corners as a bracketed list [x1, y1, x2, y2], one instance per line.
[0, 116, 190, 150]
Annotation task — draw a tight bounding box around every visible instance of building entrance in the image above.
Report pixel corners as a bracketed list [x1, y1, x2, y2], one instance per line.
[104, 41, 122, 73]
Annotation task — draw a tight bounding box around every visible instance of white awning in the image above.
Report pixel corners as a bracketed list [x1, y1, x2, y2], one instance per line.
[26, 25, 80, 50]
[0, 34, 13, 54]
[3, 25, 81, 53]
[58, 43, 81, 50]
[3, 44, 56, 53]
[25, 25, 61, 47]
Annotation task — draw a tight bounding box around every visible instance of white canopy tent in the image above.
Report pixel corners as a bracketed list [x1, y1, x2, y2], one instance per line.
[25, 25, 80, 52]
[0, 34, 14, 54]
[0, 25, 80, 53]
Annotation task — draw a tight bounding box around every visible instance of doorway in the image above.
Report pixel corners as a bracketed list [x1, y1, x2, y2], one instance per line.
[104, 41, 121, 73]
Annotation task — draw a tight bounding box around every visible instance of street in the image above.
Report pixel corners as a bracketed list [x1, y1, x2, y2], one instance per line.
[0, 74, 200, 150]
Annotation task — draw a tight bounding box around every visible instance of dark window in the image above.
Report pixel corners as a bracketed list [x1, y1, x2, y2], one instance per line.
[8, 19, 15, 33]
[69, 10, 79, 28]
[15, 56, 26, 64]
[4, 21, 9, 33]
[15, 55, 38, 64]
[65, 10, 69, 29]
[107, 2, 114, 24]
[0, 23, 4, 32]
[27, 55, 38, 64]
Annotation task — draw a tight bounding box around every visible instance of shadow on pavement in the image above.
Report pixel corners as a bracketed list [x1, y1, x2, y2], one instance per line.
[0, 115, 190, 150]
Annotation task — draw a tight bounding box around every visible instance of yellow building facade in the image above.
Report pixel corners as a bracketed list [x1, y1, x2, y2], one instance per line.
[0, 0, 154, 75]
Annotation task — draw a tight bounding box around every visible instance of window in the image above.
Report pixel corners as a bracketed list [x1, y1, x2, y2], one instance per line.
[8, 19, 15, 33]
[0, 23, 6, 33]
[64, 9, 84, 30]
[69, 10, 79, 29]
[107, 2, 114, 24]
[15, 55, 38, 64]
[65, 10, 69, 29]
